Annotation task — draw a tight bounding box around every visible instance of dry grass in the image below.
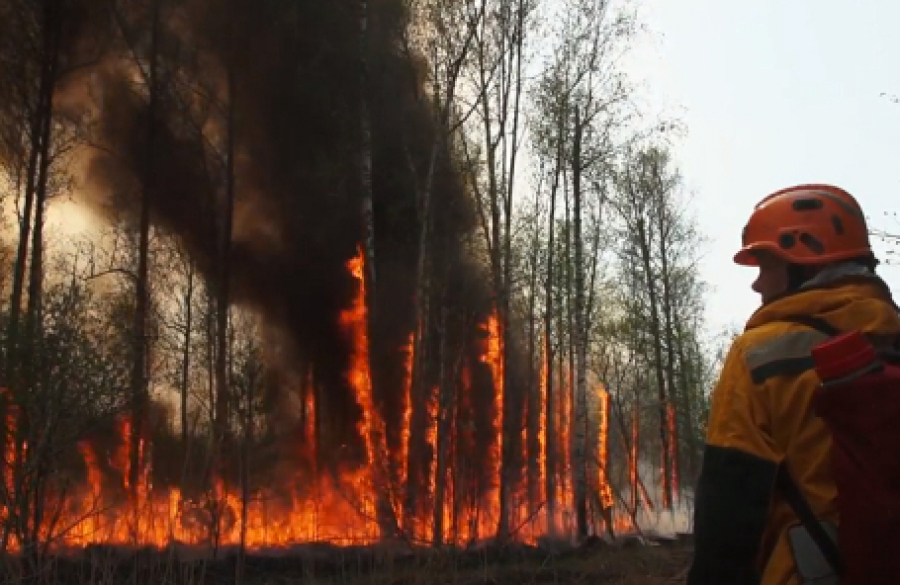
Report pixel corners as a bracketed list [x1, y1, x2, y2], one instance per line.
[1, 539, 693, 585]
[341, 543, 693, 585]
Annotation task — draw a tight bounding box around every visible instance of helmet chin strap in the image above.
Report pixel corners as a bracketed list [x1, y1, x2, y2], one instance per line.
[786, 263, 811, 293]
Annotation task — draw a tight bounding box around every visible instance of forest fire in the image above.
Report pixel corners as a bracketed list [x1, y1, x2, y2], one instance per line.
[0, 248, 619, 554]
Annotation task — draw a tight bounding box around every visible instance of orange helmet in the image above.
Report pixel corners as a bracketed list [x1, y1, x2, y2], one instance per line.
[734, 184, 872, 266]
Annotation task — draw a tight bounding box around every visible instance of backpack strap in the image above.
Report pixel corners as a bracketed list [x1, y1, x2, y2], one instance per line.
[779, 315, 842, 337]
[762, 316, 844, 575]
[747, 316, 838, 384]
[776, 465, 844, 576]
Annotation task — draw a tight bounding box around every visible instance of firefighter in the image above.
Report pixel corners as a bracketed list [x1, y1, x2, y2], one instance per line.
[686, 184, 900, 585]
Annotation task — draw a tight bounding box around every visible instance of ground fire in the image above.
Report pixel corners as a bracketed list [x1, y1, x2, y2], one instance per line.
[0, 247, 624, 553]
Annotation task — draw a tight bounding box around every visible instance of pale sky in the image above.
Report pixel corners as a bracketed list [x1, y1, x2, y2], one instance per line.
[627, 0, 900, 336]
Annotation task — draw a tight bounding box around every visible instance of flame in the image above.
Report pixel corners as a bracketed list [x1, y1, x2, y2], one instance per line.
[425, 386, 438, 538]
[481, 314, 503, 501]
[597, 387, 613, 511]
[630, 409, 639, 512]
[557, 364, 572, 534]
[339, 247, 386, 479]
[303, 371, 316, 464]
[2, 388, 16, 531]
[0, 247, 647, 552]
[537, 334, 547, 513]
[397, 333, 414, 525]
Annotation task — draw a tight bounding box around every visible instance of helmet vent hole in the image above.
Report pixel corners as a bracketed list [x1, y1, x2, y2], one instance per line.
[832, 214, 844, 235]
[799, 232, 825, 254]
[779, 234, 796, 249]
[792, 198, 824, 211]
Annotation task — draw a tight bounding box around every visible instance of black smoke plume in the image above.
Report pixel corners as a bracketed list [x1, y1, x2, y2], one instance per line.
[77, 0, 512, 499]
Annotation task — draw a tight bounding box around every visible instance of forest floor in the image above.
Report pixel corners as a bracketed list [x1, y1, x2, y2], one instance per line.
[2, 534, 693, 584]
[333, 539, 693, 585]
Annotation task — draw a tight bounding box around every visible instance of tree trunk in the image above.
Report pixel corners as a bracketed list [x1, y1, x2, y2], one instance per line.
[571, 105, 589, 540]
[359, 0, 376, 298]
[5, 0, 59, 389]
[432, 304, 451, 546]
[634, 211, 672, 510]
[214, 7, 237, 471]
[542, 111, 562, 537]
[236, 356, 255, 584]
[22, 27, 58, 384]
[181, 261, 194, 444]
[525, 215, 540, 515]
[405, 136, 438, 535]
[498, 0, 527, 543]
[657, 196, 681, 505]
[676, 320, 699, 483]
[129, 0, 161, 499]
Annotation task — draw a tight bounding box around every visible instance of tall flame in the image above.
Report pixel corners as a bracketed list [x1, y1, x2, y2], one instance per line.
[397, 332, 414, 525]
[481, 313, 503, 526]
[597, 387, 613, 511]
[0, 247, 646, 551]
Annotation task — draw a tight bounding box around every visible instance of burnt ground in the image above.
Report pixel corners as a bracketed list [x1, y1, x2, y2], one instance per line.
[1, 534, 694, 584]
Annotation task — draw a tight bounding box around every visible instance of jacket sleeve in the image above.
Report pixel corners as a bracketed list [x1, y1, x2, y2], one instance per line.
[688, 337, 784, 585]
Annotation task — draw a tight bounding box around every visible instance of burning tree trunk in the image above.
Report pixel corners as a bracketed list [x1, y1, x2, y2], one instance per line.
[432, 304, 451, 546]
[542, 139, 560, 537]
[357, 0, 396, 540]
[525, 193, 542, 517]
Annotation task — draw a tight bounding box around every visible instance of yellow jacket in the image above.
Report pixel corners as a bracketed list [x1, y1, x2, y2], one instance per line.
[688, 269, 900, 585]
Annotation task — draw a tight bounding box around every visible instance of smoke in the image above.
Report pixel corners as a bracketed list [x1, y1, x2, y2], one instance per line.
[76, 0, 501, 483]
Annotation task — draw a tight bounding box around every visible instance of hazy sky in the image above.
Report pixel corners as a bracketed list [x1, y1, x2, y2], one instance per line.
[626, 0, 900, 336]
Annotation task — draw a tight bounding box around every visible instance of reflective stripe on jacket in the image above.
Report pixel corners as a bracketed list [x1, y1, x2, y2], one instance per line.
[688, 270, 900, 585]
